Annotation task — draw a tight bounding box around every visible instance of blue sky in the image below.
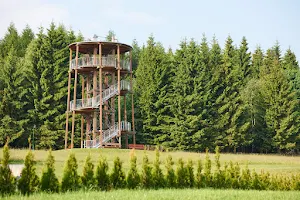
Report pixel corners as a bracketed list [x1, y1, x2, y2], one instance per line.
[0, 0, 299, 61]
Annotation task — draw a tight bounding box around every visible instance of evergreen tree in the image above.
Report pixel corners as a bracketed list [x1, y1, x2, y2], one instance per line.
[19, 25, 34, 57]
[40, 150, 59, 192]
[81, 154, 95, 189]
[165, 155, 176, 188]
[203, 149, 212, 187]
[176, 158, 187, 188]
[110, 157, 126, 189]
[0, 23, 20, 59]
[195, 159, 204, 188]
[186, 159, 194, 188]
[126, 150, 140, 189]
[152, 148, 165, 188]
[95, 156, 110, 191]
[61, 153, 80, 192]
[18, 151, 39, 195]
[141, 152, 152, 188]
[252, 46, 264, 78]
[0, 144, 15, 196]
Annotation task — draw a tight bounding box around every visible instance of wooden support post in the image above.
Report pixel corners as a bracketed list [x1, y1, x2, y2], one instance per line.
[81, 116, 84, 148]
[99, 44, 103, 147]
[93, 67, 97, 144]
[71, 45, 79, 149]
[124, 96, 128, 148]
[130, 50, 136, 146]
[117, 45, 121, 148]
[86, 116, 90, 141]
[65, 67, 72, 149]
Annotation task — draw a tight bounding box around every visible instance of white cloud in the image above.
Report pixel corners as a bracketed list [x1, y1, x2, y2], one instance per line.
[0, 0, 70, 36]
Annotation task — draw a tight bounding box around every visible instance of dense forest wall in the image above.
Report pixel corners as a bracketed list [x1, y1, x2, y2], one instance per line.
[0, 23, 299, 153]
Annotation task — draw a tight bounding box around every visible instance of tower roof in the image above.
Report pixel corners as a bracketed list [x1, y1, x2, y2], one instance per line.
[69, 41, 132, 54]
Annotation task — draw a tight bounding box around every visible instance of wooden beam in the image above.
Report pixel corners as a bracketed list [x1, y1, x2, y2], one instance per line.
[99, 44, 103, 147]
[117, 45, 121, 148]
[65, 64, 72, 149]
[71, 45, 79, 149]
[93, 66, 97, 145]
[81, 116, 84, 148]
[130, 50, 136, 146]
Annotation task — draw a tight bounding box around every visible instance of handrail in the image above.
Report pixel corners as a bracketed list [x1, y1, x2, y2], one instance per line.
[70, 80, 131, 111]
[84, 121, 132, 148]
[70, 55, 130, 71]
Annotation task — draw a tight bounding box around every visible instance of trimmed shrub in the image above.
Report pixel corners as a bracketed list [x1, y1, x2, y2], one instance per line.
[61, 153, 80, 192]
[110, 156, 125, 189]
[152, 148, 165, 188]
[18, 151, 39, 195]
[81, 154, 95, 189]
[0, 144, 15, 196]
[165, 155, 176, 188]
[141, 152, 152, 189]
[176, 158, 187, 188]
[186, 159, 194, 188]
[95, 156, 110, 191]
[40, 150, 59, 192]
[126, 149, 140, 189]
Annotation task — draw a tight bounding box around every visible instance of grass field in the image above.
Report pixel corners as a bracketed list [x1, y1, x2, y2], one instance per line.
[1, 148, 300, 179]
[3, 189, 300, 200]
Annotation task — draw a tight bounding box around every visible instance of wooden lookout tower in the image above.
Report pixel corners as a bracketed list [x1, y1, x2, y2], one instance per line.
[65, 40, 135, 149]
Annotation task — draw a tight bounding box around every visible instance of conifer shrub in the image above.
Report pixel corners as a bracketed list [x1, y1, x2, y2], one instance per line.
[81, 154, 95, 189]
[203, 148, 212, 187]
[0, 144, 15, 196]
[165, 155, 176, 188]
[240, 162, 251, 190]
[126, 149, 140, 189]
[195, 159, 204, 188]
[61, 153, 80, 192]
[176, 158, 187, 188]
[18, 151, 39, 195]
[40, 150, 59, 193]
[186, 159, 194, 188]
[213, 146, 224, 188]
[141, 152, 153, 189]
[152, 148, 165, 188]
[292, 174, 300, 190]
[110, 156, 126, 189]
[95, 156, 110, 191]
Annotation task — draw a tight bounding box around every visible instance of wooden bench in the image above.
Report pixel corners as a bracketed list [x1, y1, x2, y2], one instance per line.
[128, 144, 145, 150]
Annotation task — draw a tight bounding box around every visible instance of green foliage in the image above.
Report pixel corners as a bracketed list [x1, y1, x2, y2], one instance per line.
[186, 160, 194, 188]
[81, 155, 95, 189]
[126, 150, 140, 189]
[165, 155, 176, 188]
[141, 153, 153, 189]
[195, 159, 204, 188]
[95, 156, 110, 191]
[203, 149, 212, 187]
[176, 158, 187, 188]
[61, 153, 80, 192]
[0, 144, 15, 196]
[17, 151, 39, 195]
[152, 149, 165, 188]
[110, 157, 125, 189]
[40, 150, 59, 192]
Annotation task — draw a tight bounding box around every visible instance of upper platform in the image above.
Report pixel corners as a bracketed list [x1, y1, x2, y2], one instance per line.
[69, 41, 132, 54]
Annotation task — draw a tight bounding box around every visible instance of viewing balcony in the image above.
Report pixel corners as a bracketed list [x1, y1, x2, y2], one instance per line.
[70, 55, 130, 71]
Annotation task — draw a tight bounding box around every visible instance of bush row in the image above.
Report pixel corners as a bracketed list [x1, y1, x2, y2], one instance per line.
[0, 145, 300, 196]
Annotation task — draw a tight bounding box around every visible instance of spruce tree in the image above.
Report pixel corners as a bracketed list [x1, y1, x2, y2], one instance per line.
[95, 156, 110, 191]
[0, 144, 15, 196]
[126, 150, 140, 189]
[18, 151, 39, 195]
[81, 154, 95, 189]
[40, 150, 59, 192]
[61, 153, 80, 192]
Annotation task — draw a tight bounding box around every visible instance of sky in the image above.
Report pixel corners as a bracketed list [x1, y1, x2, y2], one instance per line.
[0, 0, 299, 60]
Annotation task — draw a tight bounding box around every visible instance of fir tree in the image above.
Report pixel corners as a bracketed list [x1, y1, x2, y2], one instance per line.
[0, 144, 15, 196]
[81, 154, 95, 189]
[18, 151, 39, 195]
[40, 150, 59, 192]
[61, 153, 80, 192]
